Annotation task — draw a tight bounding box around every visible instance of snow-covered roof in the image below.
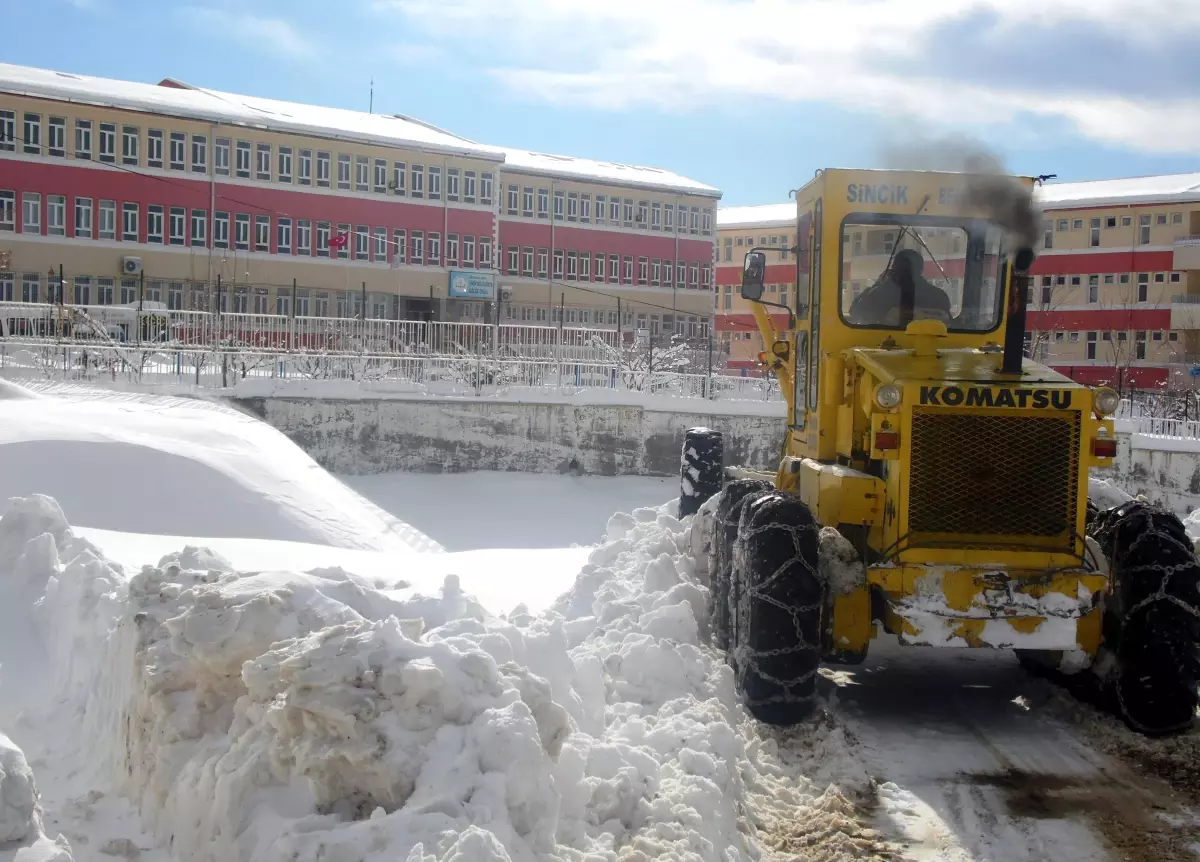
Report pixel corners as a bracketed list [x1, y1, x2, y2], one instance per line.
[0, 63, 500, 160]
[717, 203, 795, 230]
[1035, 173, 1200, 210]
[0, 63, 722, 195]
[493, 147, 720, 198]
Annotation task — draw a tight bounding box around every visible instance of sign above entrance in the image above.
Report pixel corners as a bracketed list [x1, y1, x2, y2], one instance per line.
[448, 270, 496, 300]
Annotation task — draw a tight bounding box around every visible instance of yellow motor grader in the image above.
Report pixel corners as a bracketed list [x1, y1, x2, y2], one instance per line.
[680, 168, 1200, 736]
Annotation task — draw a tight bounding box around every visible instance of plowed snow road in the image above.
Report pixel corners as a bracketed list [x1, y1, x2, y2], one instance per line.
[821, 638, 1200, 861]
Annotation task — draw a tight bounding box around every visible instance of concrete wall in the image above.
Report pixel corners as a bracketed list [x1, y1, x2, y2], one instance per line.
[1096, 432, 1200, 516]
[234, 395, 785, 477]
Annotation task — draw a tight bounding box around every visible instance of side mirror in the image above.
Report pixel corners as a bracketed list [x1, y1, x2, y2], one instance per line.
[741, 251, 766, 301]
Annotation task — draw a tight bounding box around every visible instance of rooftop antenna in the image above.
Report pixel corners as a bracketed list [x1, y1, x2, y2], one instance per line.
[369, 78, 374, 114]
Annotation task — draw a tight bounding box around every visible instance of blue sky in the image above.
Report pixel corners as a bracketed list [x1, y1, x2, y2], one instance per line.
[9, 0, 1200, 206]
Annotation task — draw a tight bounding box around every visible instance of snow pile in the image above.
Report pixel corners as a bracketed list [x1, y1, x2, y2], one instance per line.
[1088, 476, 1133, 511]
[0, 490, 881, 862]
[0, 732, 72, 861]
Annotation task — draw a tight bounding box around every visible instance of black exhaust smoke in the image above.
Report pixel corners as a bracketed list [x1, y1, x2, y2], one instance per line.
[877, 134, 1042, 373]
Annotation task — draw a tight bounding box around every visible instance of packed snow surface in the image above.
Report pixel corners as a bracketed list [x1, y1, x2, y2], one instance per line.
[0, 387, 437, 553]
[0, 493, 877, 862]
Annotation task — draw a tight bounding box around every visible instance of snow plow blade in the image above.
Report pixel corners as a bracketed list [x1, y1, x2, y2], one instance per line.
[872, 566, 1109, 651]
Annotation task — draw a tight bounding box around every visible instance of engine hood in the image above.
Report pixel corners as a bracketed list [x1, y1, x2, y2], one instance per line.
[851, 347, 1080, 389]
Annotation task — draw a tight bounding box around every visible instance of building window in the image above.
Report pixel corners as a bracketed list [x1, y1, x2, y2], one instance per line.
[235, 140, 251, 178]
[566, 193, 579, 223]
[507, 245, 519, 274]
[44, 195, 65, 236]
[235, 214, 250, 251]
[21, 192, 40, 233]
[73, 119, 92, 159]
[277, 217, 291, 254]
[316, 222, 330, 257]
[411, 230, 424, 264]
[446, 168, 461, 202]
[214, 212, 229, 249]
[23, 113, 41, 155]
[0, 191, 12, 233]
[1086, 331, 1097, 359]
[462, 236, 475, 267]
[1088, 218, 1099, 247]
[427, 232, 441, 265]
[392, 230, 406, 264]
[355, 156, 369, 192]
[391, 161, 406, 195]
[74, 197, 92, 238]
[71, 276, 89, 305]
[296, 220, 311, 255]
[0, 111, 14, 152]
[46, 116, 66, 157]
[662, 260, 673, 286]
[506, 184, 517, 214]
[522, 247, 533, 276]
[337, 153, 351, 189]
[553, 190, 565, 221]
[99, 122, 115, 162]
[593, 253, 605, 281]
[191, 209, 207, 247]
[255, 215, 270, 252]
[480, 237, 492, 268]
[410, 165, 424, 198]
[463, 170, 477, 204]
[446, 233, 460, 266]
[121, 201, 138, 241]
[537, 188, 549, 219]
[278, 146, 292, 183]
[637, 256, 648, 285]
[428, 165, 442, 200]
[1138, 273, 1149, 302]
[373, 159, 387, 194]
[256, 143, 272, 181]
[622, 255, 633, 284]
[480, 172, 493, 205]
[622, 200, 634, 227]
[664, 204, 674, 231]
[147, 205, 164, 244]
[373, 226, 387, 261]
[522, 187, 534, 217]
[1105, 215, 1117, 228]
[317, 151, 331, 187]
[298, 149, 312, 185]
[169, 207, 185, 245]
[580, 194, 592, 224]
[214, 138, 230, 175]
[1087, 275, 1099, 303]
[537, 249, 548, 278]
[170, 132, 186, 170]
[189, 134, 206, 173]
[1139, 214, 1151, 245]
[637, 201, 648, 227]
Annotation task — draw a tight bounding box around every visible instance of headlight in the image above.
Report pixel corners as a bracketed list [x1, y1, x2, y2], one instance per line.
[1093, 387, 1119, 417]
[874, 383, 902, 409]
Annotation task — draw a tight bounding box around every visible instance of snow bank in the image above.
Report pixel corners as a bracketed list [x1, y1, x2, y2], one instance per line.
[0, 490, 876, 862]
[0, 387, 440, 553]
[0, 731, 71, 861]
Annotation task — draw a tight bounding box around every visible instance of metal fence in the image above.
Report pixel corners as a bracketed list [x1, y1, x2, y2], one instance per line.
[0, 340, 782, 403]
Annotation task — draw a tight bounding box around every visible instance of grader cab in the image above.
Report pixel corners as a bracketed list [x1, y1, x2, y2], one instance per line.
[682, 168, 1200, 736]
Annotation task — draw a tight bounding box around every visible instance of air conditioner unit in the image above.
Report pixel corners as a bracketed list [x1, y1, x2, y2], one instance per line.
[500, 287, 513, 301]
[122, 256, 143, 275]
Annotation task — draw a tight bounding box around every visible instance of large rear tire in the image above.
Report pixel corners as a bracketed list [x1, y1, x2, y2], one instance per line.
[731, 490, 824, 725]
[1090, 500, 1200, 735]
[708, 478, 773, 652]
[679, 428, 724, 519]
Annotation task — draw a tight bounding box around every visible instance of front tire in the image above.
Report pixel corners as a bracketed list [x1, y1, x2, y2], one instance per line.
[708, 478, 772, 652]
[731, 490, 824, 725]
[1090, 500, 1200, 735]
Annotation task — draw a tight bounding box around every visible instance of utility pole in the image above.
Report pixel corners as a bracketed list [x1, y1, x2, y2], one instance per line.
[369, 79, 374, 114]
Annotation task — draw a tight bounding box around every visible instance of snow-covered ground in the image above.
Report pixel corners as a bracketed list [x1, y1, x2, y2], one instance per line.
[2, 379, 1199, 862]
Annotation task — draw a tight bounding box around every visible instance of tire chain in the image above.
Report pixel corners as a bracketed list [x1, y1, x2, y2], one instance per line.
[732, 510, 824, 709]
[708, 480, 771, 651]
[1090, 501, 1200, 734]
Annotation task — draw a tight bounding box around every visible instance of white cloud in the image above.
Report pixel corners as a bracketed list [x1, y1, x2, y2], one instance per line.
[181, 7, 316, 60]
[377, 0, 1200, 154]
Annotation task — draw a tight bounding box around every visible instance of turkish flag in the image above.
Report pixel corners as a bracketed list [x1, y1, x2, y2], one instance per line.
[329, 231, 349, 249]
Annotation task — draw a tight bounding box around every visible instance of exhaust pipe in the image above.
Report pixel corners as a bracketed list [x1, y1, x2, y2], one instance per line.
[1001, 247, 1036, 375]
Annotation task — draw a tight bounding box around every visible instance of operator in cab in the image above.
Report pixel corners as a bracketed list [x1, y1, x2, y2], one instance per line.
[848, 247, 951, 327]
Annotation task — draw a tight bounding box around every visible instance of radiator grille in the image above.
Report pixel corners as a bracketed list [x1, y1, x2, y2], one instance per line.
[908, 410, 1080, 540]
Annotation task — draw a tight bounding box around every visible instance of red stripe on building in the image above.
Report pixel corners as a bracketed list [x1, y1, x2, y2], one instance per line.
[714, 312, 789, 331]
[1026, 308, 1171, 330]
[716, 262, 794, 286]
[1051, 365, 1169, 388]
